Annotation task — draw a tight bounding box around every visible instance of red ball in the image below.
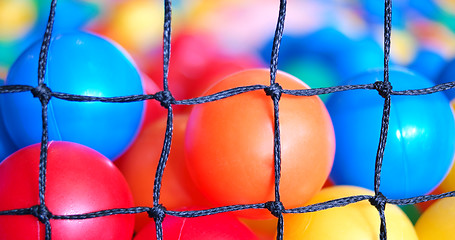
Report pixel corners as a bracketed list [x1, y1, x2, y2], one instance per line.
[134, 209, 259, 240]
[0, 141, 135, 239]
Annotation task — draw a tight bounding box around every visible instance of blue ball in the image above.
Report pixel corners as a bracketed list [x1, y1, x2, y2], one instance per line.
[435, 58, 455, 101]
[1, 31, 144, 160]
[0, 79, 18, 162]
[326, 68, 455, 199]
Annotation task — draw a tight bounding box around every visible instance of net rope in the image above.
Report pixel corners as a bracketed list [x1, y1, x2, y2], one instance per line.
[0, 0, 455, 239]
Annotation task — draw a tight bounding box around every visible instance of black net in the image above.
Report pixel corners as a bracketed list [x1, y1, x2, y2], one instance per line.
[1, 0, 455, 239]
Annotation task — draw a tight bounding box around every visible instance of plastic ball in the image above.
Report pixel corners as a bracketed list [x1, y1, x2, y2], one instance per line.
[0, 79, 18, 162]
[282, 186, 418, 239]
[1, 31, 144, 160]
[185, 69, 335, 219]
[115, 114, 211, 232]
[415, 197, 455, 240]
[134, 209, 259, 240]
[0, 141, 135, 239]
[435, 58, 455, 101]
[327, 68, 455, 199]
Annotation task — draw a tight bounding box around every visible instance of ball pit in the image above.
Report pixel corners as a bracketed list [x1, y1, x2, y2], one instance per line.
[0, 0, 455, 239]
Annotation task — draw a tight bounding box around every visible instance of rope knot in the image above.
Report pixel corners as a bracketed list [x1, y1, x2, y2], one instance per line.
[31, 84, 52, 104]
[30, 205, 53, 224]
[155, 90, 175, 108]
[373, 81, 392, 98]
[369, 192, 387, 210]
[147, 204, 167, 222]
[265, 201, 285, 218]
[265, 83, 283, 101]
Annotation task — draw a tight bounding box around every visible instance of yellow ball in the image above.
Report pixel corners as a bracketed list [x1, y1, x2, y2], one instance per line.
[415, 197, 455, 240]
[282, 186, 418, 239]
[0, 0, 37, 42]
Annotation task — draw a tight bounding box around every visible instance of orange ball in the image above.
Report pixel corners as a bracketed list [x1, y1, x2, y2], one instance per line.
[184, 69, 335, 218]
[115, 114, 211, 232]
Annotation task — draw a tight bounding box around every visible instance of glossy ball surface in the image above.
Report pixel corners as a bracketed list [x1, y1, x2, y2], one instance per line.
[185, 69, 335, 218]
[0, 141, 135, 239]
[1, 32, 144, 160]
[327, 69, 455, 198]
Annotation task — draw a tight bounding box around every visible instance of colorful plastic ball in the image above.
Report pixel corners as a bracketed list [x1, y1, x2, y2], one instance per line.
[1, 31, 144, 160]
[115, 114, 211, 232]
[282, 185, 418, 239]
[415, 197, 455, 240]
[185, 69, 335, 219]
[435, 58, 455, 101]
[0, 79, 18, 162]
[0, 141, 135, 239]
[134, 209, 259, 240]
[327, 68, 455, 199]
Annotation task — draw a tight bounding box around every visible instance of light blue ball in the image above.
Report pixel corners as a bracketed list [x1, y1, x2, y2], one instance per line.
[327, 68, 455, 199]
